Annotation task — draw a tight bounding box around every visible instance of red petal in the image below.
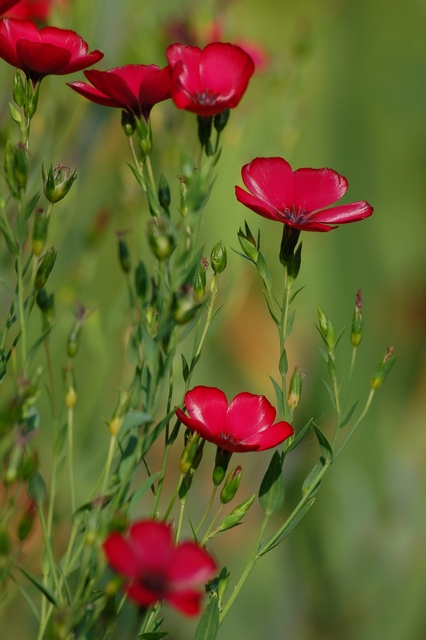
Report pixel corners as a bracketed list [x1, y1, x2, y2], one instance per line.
[83, 68, 137, 110]
[293, 167, 348, 212]
[168, 542, 216, 588]
[129, 520, 174, 572]
[16, 40, 70, 74]
[167, 43, 201, 95]
[310, 200, 374, 224]
[184, 386, 228, 437]
[226, 393, 276, 440]
[235, 185, 282, 221]
[103, 534, 139, 578]
[199, 42, 254, 103]
[68, 80, 123, 108]
[241, 157, 294, 211]
[167, 589, 203, 616]
[0, 18, 39, 67]
[243, 420, 294, 451]
[0, 1, 20, 12]
[126, 581, 161, 607]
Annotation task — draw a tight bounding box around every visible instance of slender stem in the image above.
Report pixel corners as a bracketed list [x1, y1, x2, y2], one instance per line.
[279, 266, 292, 421]
[162, 473, 184, 521]
[16, 252, 27, 373]
[200, 502, 223, 546]
[67, 406, 76, 515]
[37, 504, 61, 596]
[195, 485, 217, 535]
[335, 388, 375, 458]
[151, 442, 172, 518]
[100, 435, 117, 500]
[219, 513, 270, 624]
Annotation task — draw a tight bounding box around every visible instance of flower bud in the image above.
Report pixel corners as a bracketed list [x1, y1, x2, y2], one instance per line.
[108, 390, 130, 437]
[180, 431, 201, 474]
[17, 500, 37, 541]
[14, 143, 29, 190]
[28, 470, 46, 506]
[158, 174, 171, 212]
[214, 108, 230, 133]
[317, 306, 335, 348]
[210, 241, 227, 274]
[63, 366, 77, 408]
[117, 233, 132, 274]
[13, 70, 25, 108]
[34, 247, 57, 290]
[36, 288, 55, 329]
[32, 208, 49, 256]
[42, 163, 77, 204]
[193, 258, 208, 302]
[18, 450, 39, 481]
[238, 223, 259, 263]
[24, 81, 40, 119]
[370, 347, 396, 389]
[147, 218, 175, 261]
[220, 465, 242, 504]
[135, 116, 152, 157]
[134, 260, 149, 300]
[287, 366, 303, 410]
[197, 115, 213, 147]
[172, 289, 199, 324]
[212, 447, 233, 486]
[121, 109, 136, 137]
[350, 289, 363, 347]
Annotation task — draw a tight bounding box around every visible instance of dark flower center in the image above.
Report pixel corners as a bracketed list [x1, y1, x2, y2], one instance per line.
[195, 89, 217, 106]
[282, 205, 308, 225]
[219, 431, 238, 444]
[141, 571, 168, 595]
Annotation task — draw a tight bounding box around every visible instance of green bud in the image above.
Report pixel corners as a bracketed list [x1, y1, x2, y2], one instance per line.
[210, 241, 227, 274]
[24, 80, 40, 119]
[218, 494, 256, 532]
[108, 390, 131, 436]
[279, 225, 301, 271]
[212, 447, 233, 486]
[317, 306, 335, 348]
[34, 246, 57, 290]
[135, 116, 152, 157]
[350, 289, 363, 347]
[13, 70, 26, 108]
[134, 260, 148, 300]
[370, 347, 396, 389]
[42, 163, 77, 204]
[197, 115, 213, 147]
[28, 470, 46, 506]
[287, 366, 303, 410]
[32, 208, 49, 256]
[36, 288, 55, 329]
[108, 508, 130, 534]
[63, 366, 77, 407]
[180, 431, 201, 474]
[172, 289, 200, 325]
[214, 108, 230, 133]
[117, 233, 132, 274]
[193, 258, 208, 302]
[121, 109, 136, 137]
[17, 500, 37, 541]
[238, 223, 259, 263]
[18, 451, 39, 481]
[220, 465, 242, 504]
[14, 143, 29, 190]
[158, 174, 171, 212]
[147, 217, 175, 261]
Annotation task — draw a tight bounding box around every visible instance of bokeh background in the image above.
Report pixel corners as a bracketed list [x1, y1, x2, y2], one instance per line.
[1, 0, 426, 638]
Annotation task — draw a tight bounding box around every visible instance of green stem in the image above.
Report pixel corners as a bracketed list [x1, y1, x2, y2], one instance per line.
[335, 388, 375, 458]
[200, 502, 223, 546]
[67, 405, 76, 515]
[195, 485, 217, 535]
[279, 266, 292, 421]
[100, 435, 117, 501]
[162, 473, 184, 521]
[16, 252, 27, 373]
[219, 513, 270, 624]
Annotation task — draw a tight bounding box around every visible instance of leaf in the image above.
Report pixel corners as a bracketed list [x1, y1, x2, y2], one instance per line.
[192, 594, 219, 640]
[129, 472, 160, 509]
[259, 450, 285, 515]
[284, 309, 296, 339]
[339, 400, 359, 430]
[141, 409, 175, 456]
[313, 423, 333, 462]
[139, 632, 170, 639]
[278, 349, 288, 377]
[262, 291, 279, 326]
[127, 162, 146, 189]
[181, 354, 190, 382]
[302, 459, 326, 498]
[25, 192, 40, 219]
[269, 376, 285, 420]
[284, 418, 313, 454]
[0, 215, 18, 256]
[121, 411, 152, 435]
[19, 566, 57, 605]
[289, 285, 305, 304]
[256, 251, 272, 290]
[320, 378, 337, 409]
[259, 498, 315, 556]
[27, 326, 52, 365]
[118, 435, 138, 483]
[12, 579, 40, 622]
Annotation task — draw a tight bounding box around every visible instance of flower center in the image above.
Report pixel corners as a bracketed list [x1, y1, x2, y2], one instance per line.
[195, 90, 217, 106]
[282, 205, 307, 225]
[141, 571, 168, 595]
[219, 431, 238, 444]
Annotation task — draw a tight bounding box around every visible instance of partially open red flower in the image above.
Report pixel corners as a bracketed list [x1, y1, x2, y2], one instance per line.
[103, 520, 216, 616]
[235, 157, 373, 232]
[0, 1, 20, 13]
[166, 42, 255, 116]
[68, 64, 171, 121]
[0, 18, 103, 83]
[176, 386, 293, 453]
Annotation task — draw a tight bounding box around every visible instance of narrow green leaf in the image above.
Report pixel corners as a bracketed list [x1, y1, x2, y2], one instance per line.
[269, 376, 285, 420]
[141, 409, 175, 456]
[129, 472, 160, 509]
[14, 581, 41, 622]
[256, 251, 272, 290]
[192, 594, 219, 640]
[339, 400, 359, 430]
[262, 291, 279, 326]
[313, 423, 333, 462]
[259, 451, 285, 515]
[302, 459, 326, 498]
[278, 348, 288, 377]
[25, 192, 40, 219]
[0, 215, 18, 256]
[284, 418, 313, 454]
[19, 566, 57, 605]
[289, 285, 305, 304]
[27, 326, 52, 365]
[284, 309, 296, 339]
[320, 378, 337, 409]
[126, 162, 146, 189]
[181, 354, 190, 382]
[259, 498, 315, 556]
[121, 411, 152, 434]
[138, 632, 170, 639]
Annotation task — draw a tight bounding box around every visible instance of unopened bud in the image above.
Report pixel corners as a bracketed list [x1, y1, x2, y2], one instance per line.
[17, 500, 37, 541]
[36, 288, 54, 329]
[180, 431, 200, 474]
[14, 143, 29, 190]
[13, 70, 25, 108]
[317, 306, 335, 348]
[370, 347, 396, 389]
[42, 163, 77, 204]
[193, 258, 207, 302]
[197, 115, 213, 147]
[212, 447, 233, 486]
[147, 217, 175, 261]
[34, 247, 57, 290]
[121, 110, 136, 137]
[0, 527, 11, 555]
[214, 108, 230, 134]
[158, 174, 171, 212]
[108, 390, 130, 436]
[117, 233, 132, 274]
[172, 289, 199, 325]
[287, 366, 303, 409]
[210, 241, 227, 274]
[64, 366, 77, 407]
[350, 289, 363, 347]
[220, 465, 242, 504]
[32, 208, 49, 256]
[135, 116, 152, 157]
[134, 260, 148, 300]
[108, 508, 130, 533]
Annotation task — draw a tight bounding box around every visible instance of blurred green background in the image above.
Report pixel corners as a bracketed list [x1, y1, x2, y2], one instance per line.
[1, 0, 426, 638]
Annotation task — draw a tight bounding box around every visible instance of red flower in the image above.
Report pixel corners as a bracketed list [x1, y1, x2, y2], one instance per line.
[166, 42, 255, 116]
[176, 386, 293, 453]
[68, 64, 171, 121]
[0, 18, 103, 83]
[103, 520, 216, 616]
[235, 157, 373, 232]
[5, 0, 60, 21]
[0, 1, 20, 13]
